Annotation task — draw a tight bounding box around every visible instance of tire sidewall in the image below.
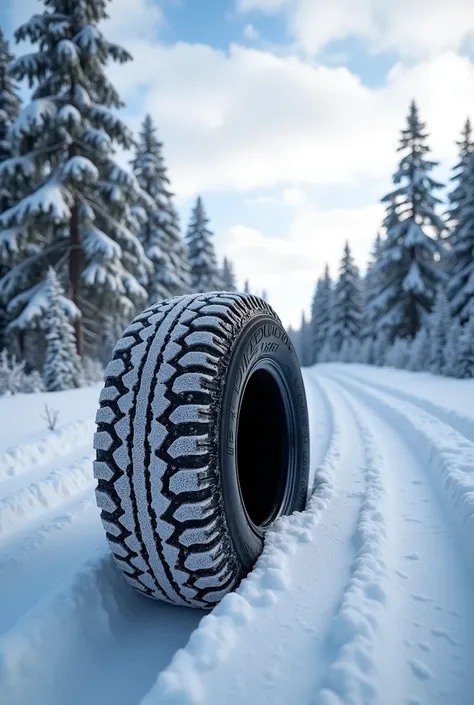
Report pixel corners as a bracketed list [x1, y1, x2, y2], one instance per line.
[219, 313, 309, 573]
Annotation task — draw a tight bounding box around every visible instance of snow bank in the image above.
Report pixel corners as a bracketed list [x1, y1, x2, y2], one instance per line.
[331, 373, 474, 566]
[337, 365, 474, 442]
[0, 420, 95, 484]
[0, 454, 94, 537]
[140, 379, 341, 705]
[0, 553, 128, 705]
[315, 380, 391, 705]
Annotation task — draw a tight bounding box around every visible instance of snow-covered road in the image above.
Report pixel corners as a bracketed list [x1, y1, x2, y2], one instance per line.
[1, 365, 473, 705]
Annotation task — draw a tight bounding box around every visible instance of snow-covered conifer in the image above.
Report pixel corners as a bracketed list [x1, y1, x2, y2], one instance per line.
[407, 327, 430, 372]
[244, 280, 250, 294]
[447, 153, 474, 324]
[446, 119, 474, 231]
[362, 233, 385, 340]
[0, 30, 21, 349]
[372, 331, 390, 367]
[377, 102, 445, 341]
[329, 242, 362, 354]
[443, 319, 463, 378]
[298, 311, 312, 366]
[311, 264, 332, 363]
[456, 316, 474, 379]
[0, 29, 21, 214]
[131, 114, 190, 304]
[221, 256, 237, 291]
[428, 288, 452, 375]
[0, 0, 151, 355]
[186, 197, 220, 292]
[385, 337, 411, 369]
[43, 268, 82, 391]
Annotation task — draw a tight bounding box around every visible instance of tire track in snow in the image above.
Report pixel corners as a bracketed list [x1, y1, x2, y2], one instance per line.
[327, 370, 474, 568]
[141, 373, 365, 705]
[0, 493, 94, 573]
[0, 419, 95, 492]
[332, 366, 474, 444]
[0, 455, 95, 539]
[310, 376, 392, 705]
[323, 368, 474, 705]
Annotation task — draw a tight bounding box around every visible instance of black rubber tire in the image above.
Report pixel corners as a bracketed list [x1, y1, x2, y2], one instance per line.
[93, 292, 309, 608]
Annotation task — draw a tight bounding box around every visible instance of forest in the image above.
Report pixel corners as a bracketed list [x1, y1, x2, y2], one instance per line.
[0, 0, 473, 396]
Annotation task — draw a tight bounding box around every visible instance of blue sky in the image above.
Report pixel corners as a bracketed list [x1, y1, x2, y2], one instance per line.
[3, 0, 474, 325]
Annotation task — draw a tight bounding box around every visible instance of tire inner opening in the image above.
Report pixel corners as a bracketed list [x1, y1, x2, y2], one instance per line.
[237, 368, 289, 527]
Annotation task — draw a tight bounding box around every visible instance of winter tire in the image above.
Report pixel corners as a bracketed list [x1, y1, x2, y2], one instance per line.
[93, 292, 309, 608]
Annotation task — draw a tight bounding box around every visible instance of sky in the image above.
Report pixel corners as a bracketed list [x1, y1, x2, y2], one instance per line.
[2, 0, 474, 326]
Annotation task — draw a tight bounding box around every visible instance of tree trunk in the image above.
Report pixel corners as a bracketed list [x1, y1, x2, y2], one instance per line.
[69, 199, 83, 356]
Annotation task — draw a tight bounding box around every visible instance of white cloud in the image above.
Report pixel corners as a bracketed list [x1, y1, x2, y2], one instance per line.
[217, 203, 383, 326]
[237, 0, 474, 58]
[109, 41, 474, 197]
[282, 187, 306, 206]
[243, 23, 260, 41]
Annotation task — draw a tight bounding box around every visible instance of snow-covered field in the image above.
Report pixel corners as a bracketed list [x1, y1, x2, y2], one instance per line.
[1, 364, 473, 705]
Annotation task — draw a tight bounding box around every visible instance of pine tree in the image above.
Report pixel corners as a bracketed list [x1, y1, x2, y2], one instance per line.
[444, 319, 463, 378]
[186, 197, 220, 292]
[456, 316, 474, 378]
[244, 279, 250, 294]
[385, 337, 411, 369]
[407, 326, 430, 371]
[329, 242, 362, 354]
[377, 101, 445, 341]
[0, 1, 151, 356]
[221, 256, 237, 291]
[0, 30, 21, 350]
[311, 264, 332, 363]
[362, 233, 384, 340]
[299, 311, 312, 366]
[131, 114, 190, 305]
[428, 288, 452, 375]
[372, 330, 390, 366]
[43, 268, 82, 391]
[447, 153, 474, 324]
[0, 29, 21, 214]
[446, 119, 474, 231]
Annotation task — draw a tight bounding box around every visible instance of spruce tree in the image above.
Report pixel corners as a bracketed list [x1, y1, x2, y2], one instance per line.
[428, 288, 452, 375]
[329, 242, 362, 354]
[377, 101, 445, 341]
[244, 279, 250, 294]
[446, 119, 474, 231]
[0, 29, 21, 214]
[0, 0, 151, 356]
[444, 319, 463, 378]
[299, 311, 312, 366]
[311, 264, 332, 363]
[456, 316, 474, 379]
[447, 153, 474, 324]
[407, 326, 430, 372]
[186, 197, 220, 292]
[221, 256, 237, 291]
[131, 114, 190, 305]
[43, 268, 82, 391]
[362, 233, 385, 340]
[385, 337, 411, 369]
[0, 30, 21, 350]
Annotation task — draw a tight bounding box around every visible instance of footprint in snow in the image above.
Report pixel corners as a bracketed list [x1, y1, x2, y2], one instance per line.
[417, 642, 433, 653]
[412, 480, 423, 485]
[412, 593, 433, 603]
[409, 659, 432, 681]
[395, 569, 408, 580]
[405, 552, 420, 561]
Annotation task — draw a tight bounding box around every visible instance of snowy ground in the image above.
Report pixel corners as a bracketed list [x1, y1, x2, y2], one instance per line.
[1, 364, 473, 705]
